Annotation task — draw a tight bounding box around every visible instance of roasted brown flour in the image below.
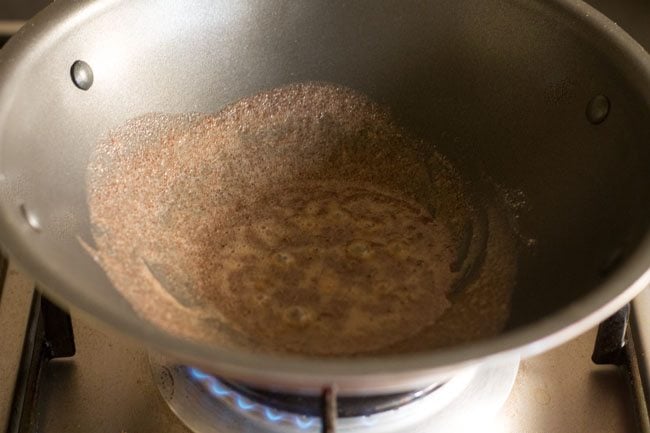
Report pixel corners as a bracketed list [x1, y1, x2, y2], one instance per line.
[86, 82, 517, 356]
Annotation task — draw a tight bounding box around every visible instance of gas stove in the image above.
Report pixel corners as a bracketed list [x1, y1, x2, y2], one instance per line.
[1, 1, 650, 432]
[0, 258, 647, 433]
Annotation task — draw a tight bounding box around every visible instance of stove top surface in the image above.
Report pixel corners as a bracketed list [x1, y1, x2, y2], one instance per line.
[0, 263, 643, 433]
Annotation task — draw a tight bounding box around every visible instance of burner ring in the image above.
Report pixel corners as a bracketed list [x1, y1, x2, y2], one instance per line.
[222, 380, 443, 418]
[149, 353, 520, 433]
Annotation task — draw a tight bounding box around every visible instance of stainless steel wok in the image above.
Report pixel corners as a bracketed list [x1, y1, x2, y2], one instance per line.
[1, 0, 650, 394]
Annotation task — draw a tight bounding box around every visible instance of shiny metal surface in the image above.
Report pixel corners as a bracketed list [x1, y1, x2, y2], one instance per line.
[69, 60, 94, 91]
[1, 0, 650, 392]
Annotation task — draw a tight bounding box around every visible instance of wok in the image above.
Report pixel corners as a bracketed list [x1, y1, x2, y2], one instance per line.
[1, 0, 650, 394]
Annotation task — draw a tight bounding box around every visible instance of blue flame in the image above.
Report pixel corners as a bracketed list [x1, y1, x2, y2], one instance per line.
[187, 367, 211, 381]
[294, 416, 316, 429]
[187, 366, 320, 431]
[264, 407, 284, 422]
[236, 396, 256, 411]
[209, 382, 231, 397]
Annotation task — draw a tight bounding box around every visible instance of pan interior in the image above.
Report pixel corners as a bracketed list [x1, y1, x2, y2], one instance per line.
[0, 0, 649, 361]
[85, 82, 520, 356]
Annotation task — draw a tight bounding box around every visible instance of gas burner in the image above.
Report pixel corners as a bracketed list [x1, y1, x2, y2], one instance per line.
[220, 378, 442, 418]
[149, 355, 520, 433]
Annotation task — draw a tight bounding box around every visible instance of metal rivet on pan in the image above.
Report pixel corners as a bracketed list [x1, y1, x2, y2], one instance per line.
[19, 204, 42, 232]
[70, 60, 94, 91]
[586, 94, 610, 125]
